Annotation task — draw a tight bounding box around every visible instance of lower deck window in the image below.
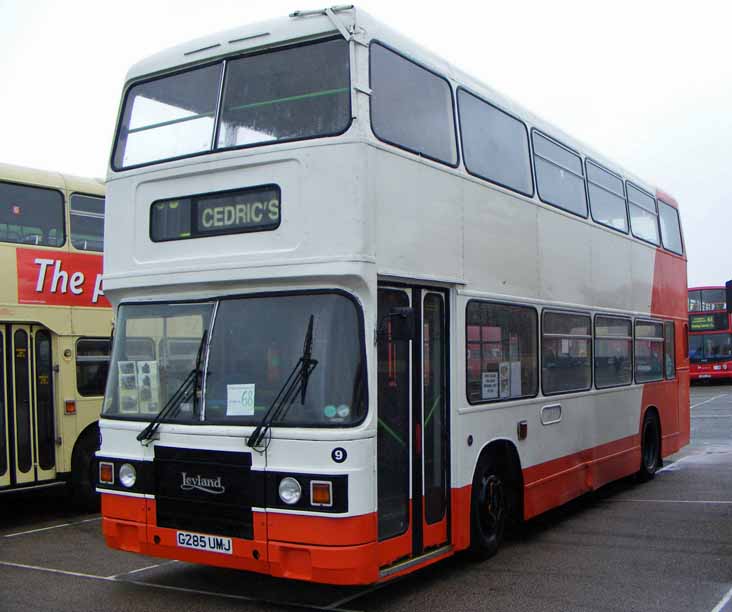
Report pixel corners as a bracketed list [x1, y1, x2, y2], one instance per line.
[76, 338, 111, 396]
[635, 321, 664, 382]
[542, 311, 591, 394]
[594, 316, 632, 388]
[466, 301, 537, 403]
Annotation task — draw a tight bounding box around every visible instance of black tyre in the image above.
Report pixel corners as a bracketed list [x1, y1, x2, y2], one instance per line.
[468, 453, 507, 559]
[637, 411, 661, 482]
[71, 426, 101, 512]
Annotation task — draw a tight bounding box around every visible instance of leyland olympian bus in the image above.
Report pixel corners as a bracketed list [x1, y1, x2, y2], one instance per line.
[97, 6, 689, 585]
[688, 286, 732, 381]
[0, 162, 110, 507]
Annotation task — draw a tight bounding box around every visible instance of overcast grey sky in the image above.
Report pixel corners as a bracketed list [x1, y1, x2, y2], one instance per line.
[0, 0, 729, 287]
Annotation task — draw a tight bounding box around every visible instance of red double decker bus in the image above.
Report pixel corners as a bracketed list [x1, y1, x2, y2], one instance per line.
[688, 285, 732, 381]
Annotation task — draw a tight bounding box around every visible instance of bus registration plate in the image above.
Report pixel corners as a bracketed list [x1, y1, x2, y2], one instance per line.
[176, 530, 233, 555]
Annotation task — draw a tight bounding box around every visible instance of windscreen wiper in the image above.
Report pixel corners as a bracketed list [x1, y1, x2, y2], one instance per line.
[137, 330, 208, 444]
[247, 315, 317, 449]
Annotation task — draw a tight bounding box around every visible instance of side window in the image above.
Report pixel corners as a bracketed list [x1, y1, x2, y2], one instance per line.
[370, 42, 458, 166]
[542, 311, 592, 394]
[0, 180, 65, 247]
[70, 194, 105, 252]
[532, 131, 587, 217]
[627, 183, 659, 245]
[658, 200, 683, 255]
[594, 316, 632, 388]
[76, 338, 111, 396]
[635, 321, 664, 382]
[466, 301, 537, 403]
[688, 290, 701, 312]
[664, 321, 675, 379]
[457, 89, 533, 196]
[586, 161, 628, 232]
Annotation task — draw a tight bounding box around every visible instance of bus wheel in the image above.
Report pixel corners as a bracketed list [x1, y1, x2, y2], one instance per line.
[71, 425, 101, 511]
[469, 453, 506, 559]
[637, 410, 660, 482]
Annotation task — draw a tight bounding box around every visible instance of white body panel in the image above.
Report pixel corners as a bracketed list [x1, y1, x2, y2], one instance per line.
[100, 7, 682, 524]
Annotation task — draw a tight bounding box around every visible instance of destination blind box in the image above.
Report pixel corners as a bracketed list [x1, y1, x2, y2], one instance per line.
[150, 184, 281, 242]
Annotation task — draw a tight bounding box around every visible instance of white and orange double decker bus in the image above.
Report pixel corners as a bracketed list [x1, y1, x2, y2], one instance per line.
[97, 7, 689, 585]
[0, 162, 110, 507]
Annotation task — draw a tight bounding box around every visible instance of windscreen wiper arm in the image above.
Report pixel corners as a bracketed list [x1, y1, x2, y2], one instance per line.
[137, 330, 208, 444]
[247, 315, 317, 449]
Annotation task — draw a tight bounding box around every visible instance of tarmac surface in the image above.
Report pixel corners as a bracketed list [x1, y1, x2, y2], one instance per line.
[1, 383, 731, 612]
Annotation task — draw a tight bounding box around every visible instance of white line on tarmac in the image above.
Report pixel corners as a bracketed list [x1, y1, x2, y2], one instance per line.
[3, 516, 101, 538]
[0, 560, 106, 580]
[0, 558, 363, 612]
[692, 394, 728, 409]
[612, 498, 732, 505]
[325, 583, 389, 609]
[711, 585, 732, 612]
[107, 560, 178, 579]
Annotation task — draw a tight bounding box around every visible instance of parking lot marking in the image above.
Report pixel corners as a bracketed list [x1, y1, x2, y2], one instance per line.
[3, 516, 101, 538]
[107, 560, 178, 579]
[691, 394, 728, 409]
[612, 498, 732, 505]
[0, 560, 108, 581]
[119, 578, 364, 612]
[711, 585, 732, 612]
[324, 583, 388, 609]
[0, 559, 363, 612]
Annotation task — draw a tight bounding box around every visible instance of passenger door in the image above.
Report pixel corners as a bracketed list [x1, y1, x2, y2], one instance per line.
[0, 328, 9, 488]
[376, 286, 449, 569]
[5, 324, 56, 487]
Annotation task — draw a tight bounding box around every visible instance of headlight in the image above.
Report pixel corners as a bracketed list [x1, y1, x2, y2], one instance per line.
[119, 463, 137, 488]
[278, 477, 302, 505]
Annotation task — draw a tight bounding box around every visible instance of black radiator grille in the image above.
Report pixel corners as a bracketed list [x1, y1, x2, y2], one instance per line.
[154, 446, 257, 540]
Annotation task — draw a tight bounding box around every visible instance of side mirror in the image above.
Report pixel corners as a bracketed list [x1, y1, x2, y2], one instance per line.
[379, 306, 415, 342]
[726, 280, 732, 314]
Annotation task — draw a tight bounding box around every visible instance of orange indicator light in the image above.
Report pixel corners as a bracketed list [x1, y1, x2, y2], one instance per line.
[310, 481, 332, 507]
[99, 462, 114, 485]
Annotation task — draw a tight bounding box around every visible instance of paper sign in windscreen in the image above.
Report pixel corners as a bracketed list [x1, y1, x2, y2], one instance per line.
[227, 384, 255, 416]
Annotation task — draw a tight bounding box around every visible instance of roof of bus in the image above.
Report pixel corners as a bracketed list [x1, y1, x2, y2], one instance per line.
[689, 286, 727, 291]
[122, 6, 677, 208]
[0, 161, 104, 197]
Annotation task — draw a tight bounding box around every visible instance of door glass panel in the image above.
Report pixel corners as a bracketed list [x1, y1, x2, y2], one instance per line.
[0, 330, 6, 477]
[14, 329, 32, 473]
[377, 289, 411, 540]
[423, 293, 446, 524]
[35, 330, 55, 470]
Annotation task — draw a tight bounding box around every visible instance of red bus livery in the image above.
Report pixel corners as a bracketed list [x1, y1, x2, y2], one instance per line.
[688, 285, 732, 381]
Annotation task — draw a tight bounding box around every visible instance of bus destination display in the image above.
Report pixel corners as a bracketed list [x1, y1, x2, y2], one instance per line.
[150, 185, 280, 242]
[689, 313, 728, 332]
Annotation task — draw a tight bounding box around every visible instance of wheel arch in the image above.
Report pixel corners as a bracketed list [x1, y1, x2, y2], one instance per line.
[472, 437, 524, 520]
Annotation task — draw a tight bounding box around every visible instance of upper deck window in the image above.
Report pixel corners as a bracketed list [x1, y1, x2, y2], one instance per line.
[218, 38, 350, 149]
[457, 89, 533, 196]
[70, 194, 105, 252]
[532, 131, 588, 218]
[688, 289, 726, 312]
[114, 64, 222, 169]
[370, 42, 458, 166]
[112, 38, 351, 170]
[627, 182, 659, 245]
[0, 181, 64, 247]
[586, 160, 627, 233]
[658, 199, 683, 255]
